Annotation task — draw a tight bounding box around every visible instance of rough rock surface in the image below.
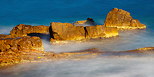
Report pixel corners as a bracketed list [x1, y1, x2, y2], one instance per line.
[73, 18, 97, 26]
[85, 25, 105, 39]
[50, 22, 85, 41]
[1, 46, 154, 67]
[85, 25, 118, 39]
[0, 34, 14, 39]
[102, 26, 119, 38]
[104, 8, 146, 29]
[0, 36, 44, 52]
[10, 24, 49, 37]
[0, 36, 45, 67]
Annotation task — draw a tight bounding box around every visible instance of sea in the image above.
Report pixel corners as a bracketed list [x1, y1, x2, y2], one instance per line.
[0, 0, 154, 77]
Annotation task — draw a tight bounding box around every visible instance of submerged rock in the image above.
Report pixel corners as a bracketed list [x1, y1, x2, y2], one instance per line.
[10, 24, 49, 37]
[73, 18, 97, 26]
[50, 22, 86, 41]
[104, 8, 146, 30]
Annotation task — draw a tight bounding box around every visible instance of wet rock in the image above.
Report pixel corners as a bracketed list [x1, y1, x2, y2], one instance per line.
[73, 18, 97, 26]
[104, 8, 146, 30]
[50, 22, 85, 41]
[10, 24, 49, 37]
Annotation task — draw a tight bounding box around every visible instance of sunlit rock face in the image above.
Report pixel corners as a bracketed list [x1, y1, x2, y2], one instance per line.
[85, 25, 118, 39]
[50, 22, 118, 42]
[102, 26, 119, 38]
[10, 24, 49, 37]
[73, 18, 97, 26]
[0, 36, 44, 52]
[0, 34, 14, 39]
[50, 22, 86, 41]
[85, 25, 105, 39]
[104, 8, 146, 30]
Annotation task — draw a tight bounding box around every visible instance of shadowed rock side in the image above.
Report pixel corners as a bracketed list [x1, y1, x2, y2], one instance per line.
[73, 18, 97, 26]
[10, 24, 49, 37]
[104, 8, 146, 30]
[50, 22, 86, 41]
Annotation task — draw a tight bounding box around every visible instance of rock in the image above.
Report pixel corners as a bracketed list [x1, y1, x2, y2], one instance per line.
[85, 25, 105, 39]
[50, 22, 85, 41]
[104, 8, 146, 30]
[85, 25, 118, 39]
[73, 18, 97, 26]
[0, 36, 45, 67]
[102, 26, 119, 38]
[10, 24, 49, 37]
[0, 36, 44, 52]
[0, 34, 14, 39]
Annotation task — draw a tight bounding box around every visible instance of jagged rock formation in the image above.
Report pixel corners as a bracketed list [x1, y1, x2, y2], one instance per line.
[50, 22, 86, 41]
[104, 8, 146, 30]
[73, 18, 97, 26]
[10, 24, 49, 37]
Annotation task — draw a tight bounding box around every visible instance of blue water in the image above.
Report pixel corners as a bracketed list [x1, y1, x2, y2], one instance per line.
[0, 0, 154, 27]
[0, 0, 154, 77]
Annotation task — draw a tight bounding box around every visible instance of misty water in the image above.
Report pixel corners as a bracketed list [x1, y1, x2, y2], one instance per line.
[0, 0, 154, 77]
[1, 29, 154, 77]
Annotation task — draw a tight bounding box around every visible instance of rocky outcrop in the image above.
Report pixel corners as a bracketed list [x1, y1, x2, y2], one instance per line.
[0, 36, 45, 67]
[50, 22, 118, 42]
[104, 8, 146, 30]
[0, 36, 44, 52]
[73, 18, 97, 26]
[10, 24, 49, 37]
[1, 46, 154, 67]
[50, 22, 85, 41]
